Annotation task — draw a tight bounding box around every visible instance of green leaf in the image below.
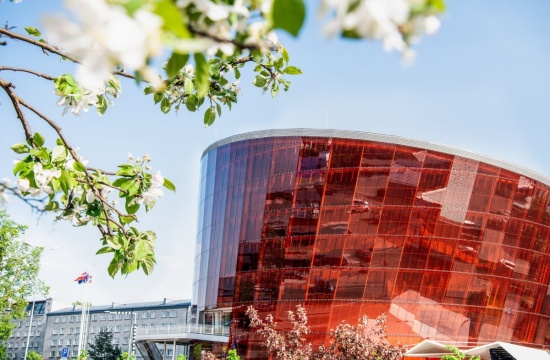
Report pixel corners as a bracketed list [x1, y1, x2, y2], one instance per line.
[116, 165, 135, 177]
[10, 143, 30, 154]
[429, 0, 445, 11]
[253, 75, 267, 87]
[44, 201, 59, 211]
[185, 95, 198, 112]
[216, 103, 222, 117]
[120, 216, 135, 225]
[13, 158, 33, 176]
[165, 52, 189, 79]
[135, 240, 149, 261]
[234, 67, 241, 79]
[271, 0, 306, 37]
[203, 106, 216, 127]
[160, 97, 171, 114]
[127, 180, 140, 197]
[282, 47, 290, 63]
[58, 170, 76, 195]
[96, 246, 113, 255]
[96, 94, 107, 115]
[143, 86, 156, 95]
[274, 57, 284, 70]
[153, 0, 190, 38]
[154, 92, 163, 104]
[271, 82, 280, 98]
[24, 26, 41, 37]
[51, 145, 67, 163]
[125, 198, 140, 214]
[194, 53, 210, 99]
[33, 132, 45, 147]
[73, 161, 86, 172]
[283, 66, 303, 75]
[184, 78, 194, 94]
[108, 258, 120, 278]
[163, 177, 176, 192]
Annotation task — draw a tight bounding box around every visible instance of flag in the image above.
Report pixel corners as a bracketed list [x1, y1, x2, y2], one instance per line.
[74, 272, 91, 284]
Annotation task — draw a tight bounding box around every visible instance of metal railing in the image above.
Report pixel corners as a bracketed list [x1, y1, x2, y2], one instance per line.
[135, 324, 230, 337]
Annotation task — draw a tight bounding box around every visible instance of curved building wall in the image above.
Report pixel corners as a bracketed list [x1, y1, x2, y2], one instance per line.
[193, 130, 550, 358]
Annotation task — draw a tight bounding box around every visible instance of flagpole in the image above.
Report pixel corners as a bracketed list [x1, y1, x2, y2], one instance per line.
[77, 273, 90, 357]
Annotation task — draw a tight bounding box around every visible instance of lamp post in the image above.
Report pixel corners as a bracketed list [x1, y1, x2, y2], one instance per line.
[105, 311, 138, 356]
[23, 244, 58, 360]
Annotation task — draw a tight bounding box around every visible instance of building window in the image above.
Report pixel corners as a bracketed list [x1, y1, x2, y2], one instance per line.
[61, 317, 66, 324]
[141, 312, 148, 319]
[74, 338, 79, 345]
[125, 313, 131, 320]
[150, 312, 156, 319]
[36, 330, 40, 336]
[123, 337, 128, 345]
[69, 328, 74, 334]
[16, 332, 20, 337]
[76, 328, 80, 334]
[50, 351, 56, 357]
[69, 316, 75, 323]
[114, 325, 121, 332]
[113, 338, 120, 345]
[59, 328, 64, 335]
[92, 315, 98, 322]
[54, 318, 59, 324]
[7, 343, 11, 348]
[161, 311, 168, 318]
[51, 340, 57, 346]
[160, 324, 167, 330]
[26, 321, 30, 327]
[57, 351, 62, 357]
[34, 342, 39, 348]
[169, 310, 177, 318]
[169, 323, 176, 330]
[116, 313, 122, 320]
[141, 324, 146, 330]
[107, 326, 112, 332]
[38, 320, 42, 326]
[71, 351, 78, 357]
[67, 339, 72, 346]
[167, 349, 173, 356]
[124, 325, 130, 332]
[90, 327, 95, 334]
[100, 315, 106, 321]
[108, 314, 114, 321]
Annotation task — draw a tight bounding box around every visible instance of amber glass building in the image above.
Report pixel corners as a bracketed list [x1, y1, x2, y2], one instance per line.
[193, 129, 550, 358]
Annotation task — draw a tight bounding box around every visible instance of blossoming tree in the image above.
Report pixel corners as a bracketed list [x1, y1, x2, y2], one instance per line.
[0, 0, 444, 277]
[246, 305, 406, 360]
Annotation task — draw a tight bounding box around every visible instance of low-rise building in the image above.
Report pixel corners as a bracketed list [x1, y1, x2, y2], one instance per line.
[43, 299, 191, 360]
[5, 299, 59, 360]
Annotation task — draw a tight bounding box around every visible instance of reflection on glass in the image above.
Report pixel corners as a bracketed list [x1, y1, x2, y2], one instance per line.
[194, 135, 550, 359]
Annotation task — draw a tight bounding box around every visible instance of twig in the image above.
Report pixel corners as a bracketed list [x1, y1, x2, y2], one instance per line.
[188, 27, 276, 52]
[0, 28, 80, 63]
[0, 184, 47, 213]
[0, 66, 55, 81]
[0, 77, 33, 142]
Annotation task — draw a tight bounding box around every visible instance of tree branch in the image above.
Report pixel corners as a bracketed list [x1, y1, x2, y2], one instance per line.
[0, 184, 47, 213]
[0, 28, 80, 63]
[0, 77, 33, 142]
[188, 26, 261, 51]
[0, 66, 55, 81]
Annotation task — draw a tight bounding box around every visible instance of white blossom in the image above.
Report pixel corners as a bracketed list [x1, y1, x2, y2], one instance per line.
[17, 178, 30, 192]
[43, 0, 163, 91]
[86, 189, 97, 203]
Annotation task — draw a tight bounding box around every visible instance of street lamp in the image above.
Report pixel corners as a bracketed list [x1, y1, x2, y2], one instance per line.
[105, 311, 138, 356]
[23, 243, 58, 360]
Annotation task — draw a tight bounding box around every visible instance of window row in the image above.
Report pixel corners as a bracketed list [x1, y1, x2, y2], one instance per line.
[6, 342, 39, 349]
[10, 330, 40, 337]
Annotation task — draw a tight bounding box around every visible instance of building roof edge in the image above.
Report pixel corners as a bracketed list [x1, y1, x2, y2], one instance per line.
[202, 128, 550, 186]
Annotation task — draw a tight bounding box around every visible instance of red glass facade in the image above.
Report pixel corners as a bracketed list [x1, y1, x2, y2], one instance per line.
[193, 130, 550, 359]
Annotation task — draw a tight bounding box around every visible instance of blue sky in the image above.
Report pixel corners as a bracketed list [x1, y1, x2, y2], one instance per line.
[1, 1, 549, 306]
